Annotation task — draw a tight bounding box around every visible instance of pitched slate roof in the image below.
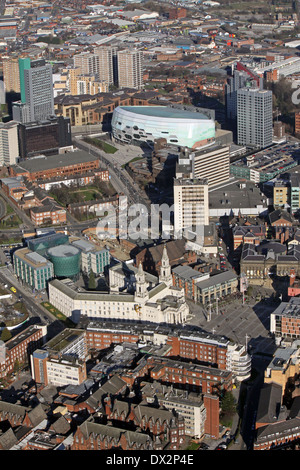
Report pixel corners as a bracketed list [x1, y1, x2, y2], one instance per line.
[269, 209, 293, 225]
[27, 404, 48, 427]
[79, 419, 153, 448]
[256, 382, 284, 425]
[0, 428, 18, 450]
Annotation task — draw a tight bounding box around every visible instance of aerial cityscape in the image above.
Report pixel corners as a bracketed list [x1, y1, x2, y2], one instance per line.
[1, 0, 300, 456]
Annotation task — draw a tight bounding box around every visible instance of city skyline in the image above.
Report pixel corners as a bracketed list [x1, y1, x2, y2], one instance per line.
[0, 0, 300, 455]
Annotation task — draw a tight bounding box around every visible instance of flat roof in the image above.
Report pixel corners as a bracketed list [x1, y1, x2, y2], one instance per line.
[71, 238, 108, 254]
[14, 247, 50, 267]
[195, 270, 237, 289]
[12, 150, 98, 174]
[47, 245, 80, 258]
[117, 105, 211, 120]
[45, 328, 85, 353]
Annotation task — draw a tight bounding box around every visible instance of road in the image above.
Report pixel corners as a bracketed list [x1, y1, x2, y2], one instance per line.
[0, 137, 152, 241]
[0, 196, 5, 219]
[0, 188, 35, 229]
[0, 266, 64, 336]
[74, 136, 151, 211]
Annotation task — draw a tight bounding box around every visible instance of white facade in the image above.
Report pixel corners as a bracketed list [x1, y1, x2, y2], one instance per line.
[48, 251, 189, 325]
[112, 105, 215, 149]
[192, 145, 230, 188]
[49, 278, 188, 325]
[173, 178, 209, 238]
[237, 87, 273, 149]
[0, 121, 19, 165]
[24, 63, 55, 122]
[161, 398, 206, 438]
[46, 358, 84, 387]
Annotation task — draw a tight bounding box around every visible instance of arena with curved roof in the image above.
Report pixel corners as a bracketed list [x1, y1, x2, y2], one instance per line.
[111, 105, 216, 149]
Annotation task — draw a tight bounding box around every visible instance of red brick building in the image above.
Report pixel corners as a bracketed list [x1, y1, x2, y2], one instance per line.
[0, 402, 46, 432]
[0, 325, 45, 379]
[37, 169, 110, 190]
[233, 225, 267, 251]
[135, 239, 196, 277]
[168, 7, 187, 19]
[86, 328, 139, 351]
[71, 420, 155, 450]
[203, 394, 220, 438]
[30, 204, 67, 226]
[9, 150, 101, 183]
[166, 335, 228, 370]
[86, 323, 237, 374]
[295, 111, 300, 136]
[103, 398, 185, 449]
[147, 356, 233, 395]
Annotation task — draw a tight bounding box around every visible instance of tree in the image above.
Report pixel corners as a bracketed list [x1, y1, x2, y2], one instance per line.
[1, 327, 12, 342]
[221, 391, 236, 414]
[88, 270, 96, 290]
[13, 358, 21, 374]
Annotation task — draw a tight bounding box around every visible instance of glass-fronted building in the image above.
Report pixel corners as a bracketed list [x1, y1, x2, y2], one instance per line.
[47, 245, 81, 280]
[111, 106, 215, 149]
[71, 239, 110, 275]
[13, 248, 54, 291]
[27, 232, 69, 256]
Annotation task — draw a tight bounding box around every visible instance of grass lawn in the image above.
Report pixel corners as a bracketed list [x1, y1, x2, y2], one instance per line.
[84, 136, 118, 154]
[71, 188, 102, 201]
[0, 214, 22, 228]
[42, 302, 76, 327]
[5, 203, 15, 215]
[185, 442, 200, 450]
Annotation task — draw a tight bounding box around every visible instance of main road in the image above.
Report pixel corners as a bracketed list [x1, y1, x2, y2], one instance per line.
[73, 135, 151, 211]
[0, 135, 153, 242]
[0, 266, 65, 336]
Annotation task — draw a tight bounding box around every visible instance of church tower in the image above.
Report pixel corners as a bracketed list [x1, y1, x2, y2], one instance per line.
[159, 244, 172, 286]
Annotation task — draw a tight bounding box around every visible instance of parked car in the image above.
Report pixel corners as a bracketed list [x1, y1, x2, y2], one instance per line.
[216, 443, 227, 450]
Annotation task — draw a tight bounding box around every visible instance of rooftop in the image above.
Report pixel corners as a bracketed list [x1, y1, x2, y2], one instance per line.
[195, 269, 237, 290]
[12, 150, 99, 174]
[117, 105, 212, 121]
[45, 328, 85, 354]
[47, 244, 80, 258]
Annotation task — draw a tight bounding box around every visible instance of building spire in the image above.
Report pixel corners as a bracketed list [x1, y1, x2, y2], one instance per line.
[135, 261, 147, 299]
[159, 244, 172, 286]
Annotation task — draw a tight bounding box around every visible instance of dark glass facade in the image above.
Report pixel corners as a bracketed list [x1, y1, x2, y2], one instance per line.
[18, 116, 72, 158]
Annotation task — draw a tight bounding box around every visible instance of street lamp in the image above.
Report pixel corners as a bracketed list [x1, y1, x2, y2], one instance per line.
[207, 302, 212, 322]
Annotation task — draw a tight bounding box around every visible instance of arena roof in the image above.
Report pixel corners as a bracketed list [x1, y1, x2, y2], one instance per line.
[118, 106, 211, 120]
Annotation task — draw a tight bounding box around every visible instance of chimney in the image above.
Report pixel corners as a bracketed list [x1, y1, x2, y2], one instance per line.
[104, 396, 112, 416]
[290, 268, 296, 287]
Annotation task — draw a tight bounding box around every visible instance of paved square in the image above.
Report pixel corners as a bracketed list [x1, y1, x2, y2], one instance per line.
[186, 297, 278, 356]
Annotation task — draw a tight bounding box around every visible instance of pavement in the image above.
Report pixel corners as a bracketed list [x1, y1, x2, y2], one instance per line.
[186, 295, 277, 357]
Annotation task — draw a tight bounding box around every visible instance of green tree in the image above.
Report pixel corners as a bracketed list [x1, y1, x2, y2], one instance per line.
[13, 358, 21, 374]
[1, 327, 12, 342]
[221, 391, 236, 414]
